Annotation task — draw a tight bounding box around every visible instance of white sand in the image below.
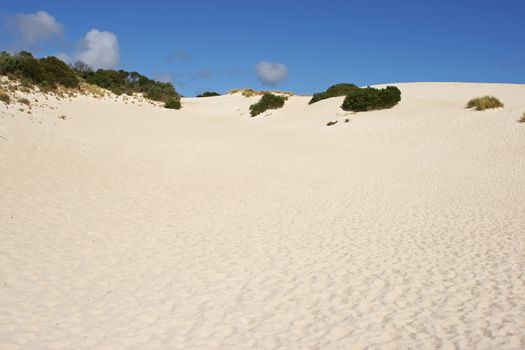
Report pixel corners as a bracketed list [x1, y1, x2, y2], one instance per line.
[1, 83, 524, 349]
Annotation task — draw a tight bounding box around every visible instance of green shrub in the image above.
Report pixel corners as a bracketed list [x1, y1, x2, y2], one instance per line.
[164, 99, 181, 109]
[466, 96, 504, 111]
[341, 86, 401, 112]
[309, 83, 360, 104]
[196, 91, 220, 97]
[249, 93, 285, 116]
[327, 120, 338, 126]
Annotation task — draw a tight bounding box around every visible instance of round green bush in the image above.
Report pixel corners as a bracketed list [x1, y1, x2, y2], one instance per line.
[341, 86, 401, 112]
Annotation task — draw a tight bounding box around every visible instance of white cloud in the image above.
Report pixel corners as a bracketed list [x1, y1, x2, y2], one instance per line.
[9, 11, 63, 47]
[75, 29, 119, 69]
[255, 61, 288, 85]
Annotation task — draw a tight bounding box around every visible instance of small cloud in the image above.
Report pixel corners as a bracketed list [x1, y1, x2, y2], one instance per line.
[255, 61, 288, 85]
[8, 11, 63, 48]
[156, 74, 172, 83]
[75, 29, 119, 69]
[175, 50, 193, 62]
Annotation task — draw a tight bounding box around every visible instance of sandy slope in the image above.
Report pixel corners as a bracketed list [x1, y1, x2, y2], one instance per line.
[0, 83, 524, 349]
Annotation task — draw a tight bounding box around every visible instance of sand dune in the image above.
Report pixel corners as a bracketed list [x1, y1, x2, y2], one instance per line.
[1, 83, 524, 349]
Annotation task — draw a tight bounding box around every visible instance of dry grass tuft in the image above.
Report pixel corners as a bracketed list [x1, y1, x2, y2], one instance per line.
[519, 112, 525, 123]
[242, 89, 257, 97]
[18, 97, 31, 106]
[228, 88, 294, 98]
[466, 96, 504, 111]
[0, 87, 10, 104]
[80, 82, 106, 98]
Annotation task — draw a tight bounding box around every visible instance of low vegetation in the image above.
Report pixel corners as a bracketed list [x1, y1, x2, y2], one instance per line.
[249, 93, 286, 116]
[341, 86, 401, 112]
[309, 83, 360, 104]
[196, 91, 220, 97]
[0, 88, 10, 104]
[80, 82, 105, 98]
[519, 113, 525, 123]
[228, 88, 257, 97]
[18, 97, 30, 106]
[229, 88, 294, 98]
[0, 51, 181, 109]
[327, 120, 338, 126]
[0, 51, 79, 90]
[242, 89, 257, 97]
[466, 96, 504, 111]
[164, 99, 181, 109]
[75, 65, 180, 105]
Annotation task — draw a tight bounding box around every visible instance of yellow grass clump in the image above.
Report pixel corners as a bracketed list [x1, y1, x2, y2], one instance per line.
[466, 96, 504, 111]
[0, 87, 10, 104]
[80, 82, 106, 98]
[228, 88, 294, 98]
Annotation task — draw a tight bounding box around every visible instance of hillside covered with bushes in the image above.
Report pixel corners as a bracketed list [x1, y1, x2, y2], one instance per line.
[0, 51, 181, 109]
[0, 51, 79, 90]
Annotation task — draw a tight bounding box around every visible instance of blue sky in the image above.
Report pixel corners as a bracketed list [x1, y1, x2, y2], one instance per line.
[1, 0, 524, 96]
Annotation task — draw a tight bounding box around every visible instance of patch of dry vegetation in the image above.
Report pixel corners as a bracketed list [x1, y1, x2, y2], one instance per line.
[519, 112, 525, 123]
[0, 87, 10, 104]
[18, 97, 30, 106]
[466, 96, 504, 111]
[228, 88, 294, 98]
[80, 82, 106, 98]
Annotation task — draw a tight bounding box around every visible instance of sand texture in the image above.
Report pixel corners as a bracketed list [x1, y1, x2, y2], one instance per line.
[1, 83, 524, 349]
